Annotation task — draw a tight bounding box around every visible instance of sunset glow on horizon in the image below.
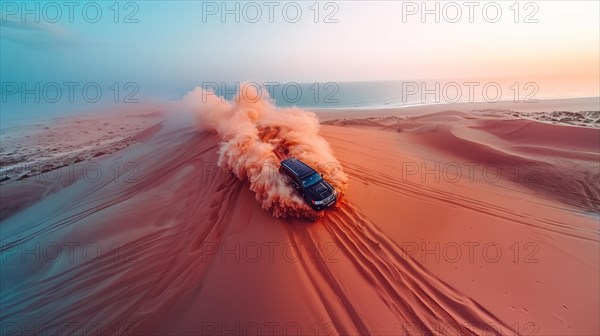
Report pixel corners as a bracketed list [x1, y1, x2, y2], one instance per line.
[1, 1, 598, 89]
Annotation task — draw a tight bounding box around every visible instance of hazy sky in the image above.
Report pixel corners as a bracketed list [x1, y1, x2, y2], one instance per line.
[1, 1, 598, 92]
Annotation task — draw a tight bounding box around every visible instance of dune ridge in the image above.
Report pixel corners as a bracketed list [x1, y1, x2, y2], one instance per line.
[324, 111, 600, 213]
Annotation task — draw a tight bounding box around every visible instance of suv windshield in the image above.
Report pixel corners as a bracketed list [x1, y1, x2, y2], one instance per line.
[302, 173, 323, 188]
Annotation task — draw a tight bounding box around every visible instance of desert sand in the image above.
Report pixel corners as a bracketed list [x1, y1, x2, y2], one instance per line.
[1, 97, 598, 335]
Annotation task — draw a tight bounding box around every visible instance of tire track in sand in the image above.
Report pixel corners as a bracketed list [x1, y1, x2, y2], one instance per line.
[286, 203, 518, 335]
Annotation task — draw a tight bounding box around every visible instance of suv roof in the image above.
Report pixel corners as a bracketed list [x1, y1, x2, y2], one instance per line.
[280, 158, 316, 179]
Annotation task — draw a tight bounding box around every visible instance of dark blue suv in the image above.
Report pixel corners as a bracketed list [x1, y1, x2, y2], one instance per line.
[279, 158, 337, 210]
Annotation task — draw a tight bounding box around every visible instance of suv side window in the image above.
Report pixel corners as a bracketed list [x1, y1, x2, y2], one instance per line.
[282, 165, 300, 186]
[291, 174, 301, 186]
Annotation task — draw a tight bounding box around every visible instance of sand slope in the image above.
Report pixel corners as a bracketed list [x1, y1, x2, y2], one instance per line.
[1, 107, 598, 335]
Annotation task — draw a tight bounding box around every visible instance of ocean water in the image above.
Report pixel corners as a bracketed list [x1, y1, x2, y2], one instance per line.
[211, 80, 422, 109]
[204, 78, 594, 110]
[1, 79, 595, 129]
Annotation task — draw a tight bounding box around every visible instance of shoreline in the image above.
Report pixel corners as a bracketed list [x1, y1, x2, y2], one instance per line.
[311, 96, 600, 121]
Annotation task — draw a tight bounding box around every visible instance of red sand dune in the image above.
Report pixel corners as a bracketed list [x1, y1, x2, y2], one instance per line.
[1, 99, 598, 335]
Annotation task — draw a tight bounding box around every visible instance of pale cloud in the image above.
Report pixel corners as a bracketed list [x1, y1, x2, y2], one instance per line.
[0, 17, 80, 47]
